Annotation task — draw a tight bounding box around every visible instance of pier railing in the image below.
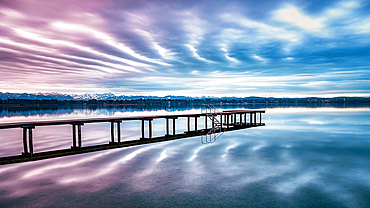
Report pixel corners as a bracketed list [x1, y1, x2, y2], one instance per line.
[201, 104, 223, 144]
[0, 109, 265, 165]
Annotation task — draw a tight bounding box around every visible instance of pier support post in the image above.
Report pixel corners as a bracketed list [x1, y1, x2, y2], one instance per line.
[22, 125, 35, 156]
[220, 114, 223, 128]
[205, 116, 208, 129]
[71, 123, 83, 148]
[166, 118, 169, 136]
[195, 116, 198, 132]
[22, 128, 28, 154]
[227, 114, 230, 129]
[141, 120, 145, 139]
[149, 119, 152, 139]
[250, 113, 253, 125]
[110, 121, 122, 144]
[78, 124, 82, 148]
[72, 124, 76, 148]
[254, 113, 257, 124]
[244, 113, 247, 125]
[187, 117, 190, 132]
[140, 119, 152, 140]
[111, 121, 115, 143]
[234, 114, 236, 124]
[29, 128, 33, 155]
[117, 121, 121, 143]
[172, 118, 176, 135]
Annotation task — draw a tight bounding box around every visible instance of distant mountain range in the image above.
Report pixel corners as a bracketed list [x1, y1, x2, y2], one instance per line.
[1, 92, 369, 104]
[0, 92, 214, 100]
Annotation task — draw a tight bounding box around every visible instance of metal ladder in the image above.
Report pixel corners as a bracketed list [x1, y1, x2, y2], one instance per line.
[201, 104, 224, 144]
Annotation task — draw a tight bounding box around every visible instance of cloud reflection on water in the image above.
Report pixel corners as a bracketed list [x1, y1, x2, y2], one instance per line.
[0, 107, 370, 207]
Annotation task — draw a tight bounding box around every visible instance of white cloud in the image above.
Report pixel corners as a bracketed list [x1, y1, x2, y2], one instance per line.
[275, 6, 323, 32]
[51, 22, 171, 66]
[222, 13, 300, 42]
[252, 54, 266, 62]
[0, 8, 24, 18]
[186, 44, 214, 63]
[225, 55, 239, 63]
[182, 12, 207, 45]
[135, 29, 175, 59]
[318, 1, 361, 28]
[13, 28, 151, 69]
[221, 47, 239, 63]
[353, 17, 370, 34]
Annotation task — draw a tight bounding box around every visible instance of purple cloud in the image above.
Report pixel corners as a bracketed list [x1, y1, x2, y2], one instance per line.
[0, 0, 370, 97]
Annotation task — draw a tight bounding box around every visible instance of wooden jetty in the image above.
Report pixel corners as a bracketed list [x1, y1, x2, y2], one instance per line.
[0, 109, 265, 165]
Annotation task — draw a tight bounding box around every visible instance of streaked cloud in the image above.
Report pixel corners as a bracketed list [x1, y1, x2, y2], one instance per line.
[275, 5, 323, 31]
[0, 0, 369, 97]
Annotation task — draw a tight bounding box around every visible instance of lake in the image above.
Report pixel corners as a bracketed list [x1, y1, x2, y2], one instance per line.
[0, 105, 370, 207]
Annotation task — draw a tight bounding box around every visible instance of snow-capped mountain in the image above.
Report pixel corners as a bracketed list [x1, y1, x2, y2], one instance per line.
[0, 92, 195, 100]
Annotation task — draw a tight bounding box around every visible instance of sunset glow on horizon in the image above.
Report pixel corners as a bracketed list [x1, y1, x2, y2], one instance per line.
[1, 0, 370, 97]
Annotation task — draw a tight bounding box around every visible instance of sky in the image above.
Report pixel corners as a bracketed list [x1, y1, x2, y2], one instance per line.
[0, 0, 370, 98]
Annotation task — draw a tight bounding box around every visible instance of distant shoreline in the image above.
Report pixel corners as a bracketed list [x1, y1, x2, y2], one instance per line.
[1, 97, 370, 108]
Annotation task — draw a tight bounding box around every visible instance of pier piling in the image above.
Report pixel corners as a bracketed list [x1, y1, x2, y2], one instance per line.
[195, 116, 198, 132]
[172, 118, 176, 135]
[166, 118, 169, 136]
[22, 125, 35, 156]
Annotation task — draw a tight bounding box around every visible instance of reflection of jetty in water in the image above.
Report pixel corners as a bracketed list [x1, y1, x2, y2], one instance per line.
[0, 109, 265, 165]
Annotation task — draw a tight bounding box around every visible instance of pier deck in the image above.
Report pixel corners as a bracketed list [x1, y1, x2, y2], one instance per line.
[0, 109, 265, 165]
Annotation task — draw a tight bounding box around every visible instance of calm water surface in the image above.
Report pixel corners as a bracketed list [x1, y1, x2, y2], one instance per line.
[0, 105, 370, 207]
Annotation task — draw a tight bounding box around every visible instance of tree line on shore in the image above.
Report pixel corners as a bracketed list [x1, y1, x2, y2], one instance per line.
[1, 97, 370, 106]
